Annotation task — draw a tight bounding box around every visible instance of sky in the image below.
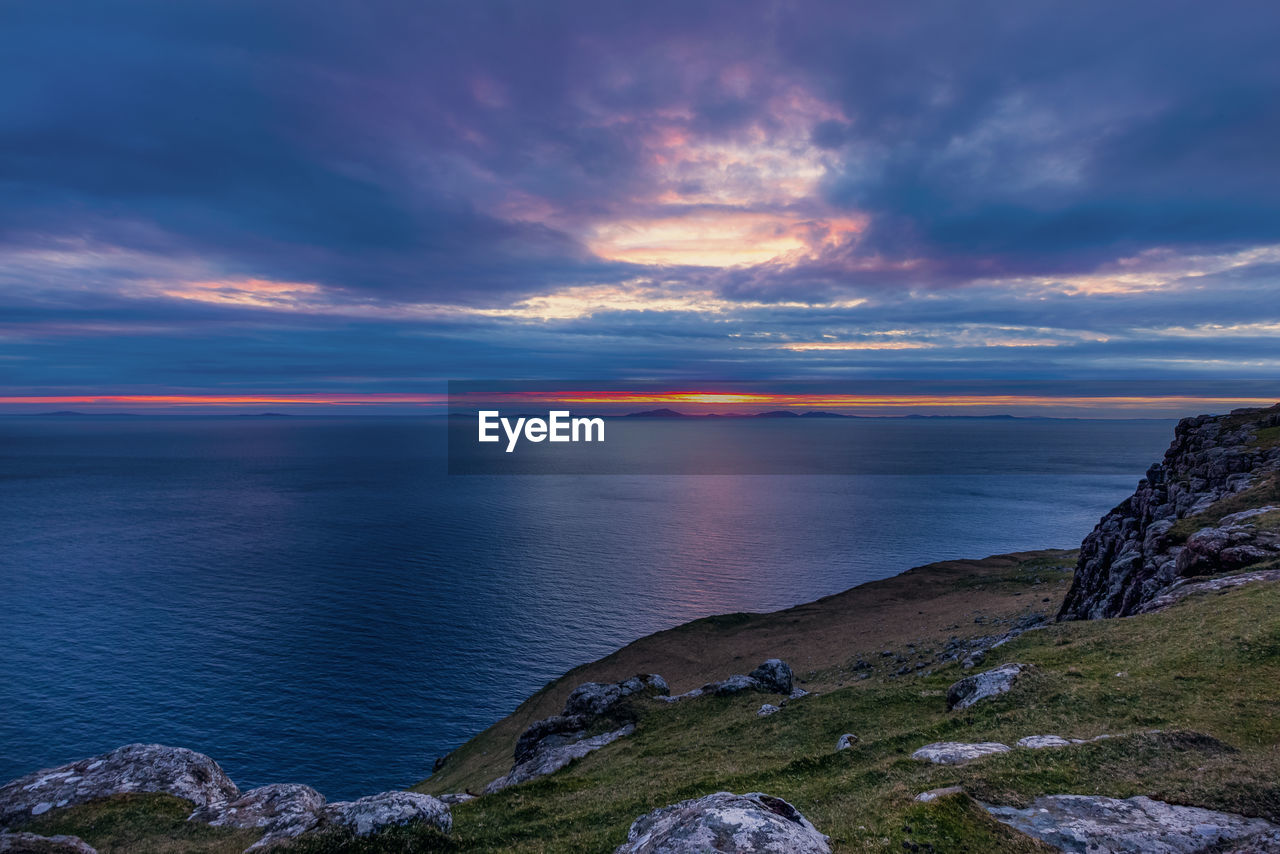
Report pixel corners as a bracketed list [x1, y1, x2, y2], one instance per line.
[2, 1, 1279, 412]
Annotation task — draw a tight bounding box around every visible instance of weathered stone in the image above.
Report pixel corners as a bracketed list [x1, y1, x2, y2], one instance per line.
[911, 741, 1011, 765]
[437, 793, 475, 805]
[0, 744, 239, 828]
[788, 688, 810, 700]
[1138, 568, 1280, 613]
[485, 725, 635, 793]
[563, 675, 668, 718]
[834, 734, 859, 751]
[513, 715, 590, 765]
[703, 674, 762, 696]
[748, 660, 794, 695]
[1016, 735, 1073, 749]
[321, 791, 451, 838]
[614, 791, 831, 854]
[189, 783, 324, 850]
[946, 663, 1027, 710]
[1060, 404, 1280, 620]
[986, 794, 1280, 853]
[0, 833, 97, 853]
[756, 704, 780, 717]
[914, 786, 964, 803]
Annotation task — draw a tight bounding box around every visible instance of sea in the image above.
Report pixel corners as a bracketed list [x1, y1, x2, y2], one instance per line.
[0, 415, 1175, 798]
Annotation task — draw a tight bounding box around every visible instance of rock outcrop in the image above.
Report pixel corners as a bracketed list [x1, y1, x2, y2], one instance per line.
[946, 663, 1027, 710]
[911, 741, 1011, 765]
[657, 660, 796, 703]
[321, 791, 452, 838]
[1060, 404, 1280, 620]
[0, 744, 239, 829]
[614, 791, 831, 854]
[834, 734, 859, 751]
[487, 673, 668, 793]
[485, 725, 635, 794]
[189, 783, 325, 850]
[986, 794, 1280, 853]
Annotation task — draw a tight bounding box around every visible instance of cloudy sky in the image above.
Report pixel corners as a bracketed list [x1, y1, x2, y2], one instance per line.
[2, 0, 1279, 408]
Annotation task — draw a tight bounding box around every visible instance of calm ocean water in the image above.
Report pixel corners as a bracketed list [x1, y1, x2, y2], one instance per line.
[0, 416, 1174, 799]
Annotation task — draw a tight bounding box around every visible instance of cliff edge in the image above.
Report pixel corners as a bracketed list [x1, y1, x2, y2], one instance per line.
[1059, 402, 1280, 620]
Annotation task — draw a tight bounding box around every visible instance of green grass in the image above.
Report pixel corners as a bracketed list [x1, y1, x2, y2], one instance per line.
[16, 794, 256, 854]
[18, 568, 1280, 853]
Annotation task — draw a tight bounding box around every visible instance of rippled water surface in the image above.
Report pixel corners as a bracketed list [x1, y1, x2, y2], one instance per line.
[0, 416, 1174, 798]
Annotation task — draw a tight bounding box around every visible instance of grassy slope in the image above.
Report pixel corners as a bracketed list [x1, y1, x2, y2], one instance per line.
[19, 550, 1280, 853]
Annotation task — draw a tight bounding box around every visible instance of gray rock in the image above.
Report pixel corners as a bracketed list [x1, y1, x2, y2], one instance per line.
[321, 791, 451, 838]
[1016, 735, 1073, 749]
[614, 791, 831, 853]
[437, 793, 475, 805]
[485, 724, 635, 793]
[911, 741, 1011, 765]
[946, 663, 1027, 710]
[756, 704, 780, 717]
[1137, 568, 1280, 613]
[513, 714, 590, 764]
[0, 833, 97, 853]
[189, 783, 325, 850]
[563, 675, 668, 718]
[835, 734, 859, 751]
[0, 744, 239, 828]
[788, 688, 810, 700]
[748, 660, 794, 695]
[914, 786, 964, 803]
[703, 674, 762, 696]
[986, 794, 1280, 853]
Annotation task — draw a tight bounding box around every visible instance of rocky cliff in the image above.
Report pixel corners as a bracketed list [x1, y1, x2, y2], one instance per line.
[1059, 402, 1280, 620]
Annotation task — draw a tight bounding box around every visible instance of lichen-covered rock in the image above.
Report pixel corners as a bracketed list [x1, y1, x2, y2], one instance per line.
[986, 794, 1280, 853]
[485, 725, 635, 793]
[748, 660, 793, 695]
[189, 783, 325, 850]
[946, 663, 1027, 710]
[1016, 735, 1073, 749]
[911, 741, 1011, 765]
[704, 674, 761, 696]
[614, 791, 831, 853]
[834, 734, 859, 751]
[321, 791, 451, 838]
[1060, 404, 1280, 620]
[0, 832, 97, 853]
[513, 714, 591, 764]
[1137, 568, 1280, 613]
[563, 675, 668, 718]
[0, 744, 239, 828]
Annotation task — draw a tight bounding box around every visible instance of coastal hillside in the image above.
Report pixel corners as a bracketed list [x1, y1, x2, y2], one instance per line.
[5, 404, 1280, 853]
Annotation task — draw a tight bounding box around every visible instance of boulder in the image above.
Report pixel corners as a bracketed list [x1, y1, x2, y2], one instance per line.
[0, 744, 239, 828]
[0, 833, 97, 853]
[911, 741, 1011, 765]
[563, 675, 668, 718]
[485, 725, 634, 793]
[986, 794, 1280, 853]
[748, 660, 794, 695]
[321, 791, 451, 838]
[614, 791, 831, 854]
[437, 793, 475, 805]
[756, 704, 780, 717]
[513, 715, 590, 764]
[189, 783, 325, 850]
[946, 663, 1027, 710]
[1016, 735, 1073, 749]
[914, 786, 964, 803]
[834, 734, 859, 751]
